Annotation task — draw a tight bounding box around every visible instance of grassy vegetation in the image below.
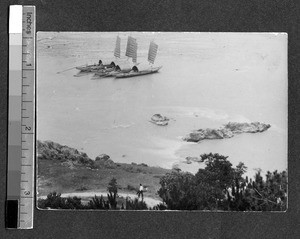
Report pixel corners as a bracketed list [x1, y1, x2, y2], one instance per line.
[37, 155, 171, 200]
[37, 191, 153, 210]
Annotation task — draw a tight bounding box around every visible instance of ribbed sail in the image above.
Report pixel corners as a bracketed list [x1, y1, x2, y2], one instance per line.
[114, 36, 121, 58]
[125, 36, 137, 58]
[148, 41, 158, 64]
[132, 41, 138, 63]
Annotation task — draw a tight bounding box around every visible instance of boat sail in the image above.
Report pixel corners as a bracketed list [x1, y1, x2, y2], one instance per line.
[132, 40, 138, 63]
[125, 36, 137, 59]
[115, 40, 162, 78]
[94, 36, 134, 78]
[114, 35, 121, 58]
[148, 41, 158, 64]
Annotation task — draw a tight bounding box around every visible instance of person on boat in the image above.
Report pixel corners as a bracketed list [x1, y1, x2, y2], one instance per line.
[132, 65, 139, 72]
[98, 60, 103, 66]
[103, 61, 115, 69]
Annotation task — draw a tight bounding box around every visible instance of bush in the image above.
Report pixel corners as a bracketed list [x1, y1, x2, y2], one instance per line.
[152, 203, 168, 210]
[64, 196, 83, 209]
[158, 171, 197, 210]
[37, 192, 84, 209]
[76, 185, 89, 191]
[127, 184, 137, 192]
[126, 198, 148, 210]
[107, 178, 118, 209]
[157, 153, 287, 211]
[87, 195, 109, 209]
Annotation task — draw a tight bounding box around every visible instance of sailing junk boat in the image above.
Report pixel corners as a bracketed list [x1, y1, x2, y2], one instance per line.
[115, 40, 162, 78]
[93, 36, 122, 77]
[76, 37, 119, 73]
[94, 36, 135, 77]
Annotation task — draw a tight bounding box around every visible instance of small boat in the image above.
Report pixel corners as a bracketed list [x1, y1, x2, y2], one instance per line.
[149, 120, 168, 126]
[149, 114, 169, 126]
[93, 67, 115, 76]
[76, 62, 104, 72]
[94, 65, 132, 78]
[115, 66, 162, 78]
[115, 41, 162, 78]
[76, 61, 115, 72]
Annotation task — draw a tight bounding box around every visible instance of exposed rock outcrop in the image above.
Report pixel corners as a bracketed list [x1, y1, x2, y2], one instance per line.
[183, 122, 271, 143]
[95, 154, 116, 169]
[150, 114, 169, 126]
[37, 140, 93, 166]
[184, 156, 202, 164]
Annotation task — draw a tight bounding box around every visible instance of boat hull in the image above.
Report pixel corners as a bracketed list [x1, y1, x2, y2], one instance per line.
[76, 65, 104, 72]
[94, 68, 133, 78]
[115, 66, 162, 78]
[94, 68, 115, 76]
[76, 64, 114, 72]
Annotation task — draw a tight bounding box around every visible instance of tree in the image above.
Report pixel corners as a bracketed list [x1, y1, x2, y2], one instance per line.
[158, 171, 197, 210]
[107, 177, 118, 209]
[247, 170, 287, 211]
[194, 153, 240, 210]
[156, 153, 287, 211]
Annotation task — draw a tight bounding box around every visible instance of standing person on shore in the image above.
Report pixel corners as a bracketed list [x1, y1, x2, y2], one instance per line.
[137, 183, 144, 201]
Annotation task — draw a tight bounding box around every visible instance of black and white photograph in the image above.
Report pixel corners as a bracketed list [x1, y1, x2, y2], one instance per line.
[36, 32, 287, 211]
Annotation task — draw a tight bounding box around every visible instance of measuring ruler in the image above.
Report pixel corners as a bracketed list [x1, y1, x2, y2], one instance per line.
[6, 5, 35, 229]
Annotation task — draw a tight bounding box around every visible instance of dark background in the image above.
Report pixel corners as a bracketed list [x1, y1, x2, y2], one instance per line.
[1, 0, 300, 238]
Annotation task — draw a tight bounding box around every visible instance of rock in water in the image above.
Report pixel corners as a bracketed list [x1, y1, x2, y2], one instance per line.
[150, 114, 169, 126]
[183, 122, 271, 142]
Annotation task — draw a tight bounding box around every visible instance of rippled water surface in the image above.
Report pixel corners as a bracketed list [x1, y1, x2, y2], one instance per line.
[37, 32, 287, 177]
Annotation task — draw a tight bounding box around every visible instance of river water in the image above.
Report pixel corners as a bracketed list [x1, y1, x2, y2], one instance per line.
[37, 32, 287, 178]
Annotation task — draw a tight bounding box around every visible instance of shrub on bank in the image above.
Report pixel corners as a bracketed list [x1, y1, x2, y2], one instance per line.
[37, 192, 84, 209]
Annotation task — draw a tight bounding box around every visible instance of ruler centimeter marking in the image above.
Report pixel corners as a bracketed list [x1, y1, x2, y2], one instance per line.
[6, 5, 35, 229]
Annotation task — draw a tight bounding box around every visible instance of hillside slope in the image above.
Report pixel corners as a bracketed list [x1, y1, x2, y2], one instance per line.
[37, 141, 172, 201]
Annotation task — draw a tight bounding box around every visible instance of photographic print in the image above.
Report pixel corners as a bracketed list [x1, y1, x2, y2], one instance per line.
[36, 32, 287, 211]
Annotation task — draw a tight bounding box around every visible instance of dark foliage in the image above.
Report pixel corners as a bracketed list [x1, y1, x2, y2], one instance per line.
[87, 195, 109, 209]
[158, 153, 287, 211]
[152, 203, 168, 210]
[37, 192, 84, 209]
[125, 198, 148, 210]
[127, 184, 137, 192]
[158, 171, 197, 210]
[39, 178, 150, 210]
[107, 177, 118, 209]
